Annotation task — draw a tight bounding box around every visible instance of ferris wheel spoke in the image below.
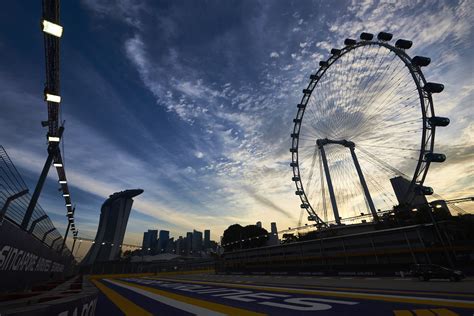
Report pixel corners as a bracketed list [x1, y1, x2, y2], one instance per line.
[354, 70, 412, 132]
[358, 55, 404, 111]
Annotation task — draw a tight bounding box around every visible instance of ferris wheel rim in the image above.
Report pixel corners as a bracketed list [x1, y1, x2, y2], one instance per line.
[290, 34, 438, 227]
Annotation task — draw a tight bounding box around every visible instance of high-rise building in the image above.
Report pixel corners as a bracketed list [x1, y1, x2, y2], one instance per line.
[158, 230, 169, 253]
[256, 221, 262, 228]
[83, 189, 143, 264]
[268, 222, 279, 246]
[186, 232, 193, 255]
[204, 229, 211, 249]
[176, 236, 184, 255]
[192, 230, 203, 252]
[142, 230, 157, 252]
[142, 231, 151, 250]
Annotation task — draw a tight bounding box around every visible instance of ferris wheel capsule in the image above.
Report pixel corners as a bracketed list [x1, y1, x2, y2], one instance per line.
[425, 153, 446, 163]
[424, 82, 444, 93]
[377, 32, 393, 41]
[412, 56, 431, 67]
[428, 116, 450, 127]
[395, 39, 413, 49]
[360, 32, 374, 40]
[344, 38, 357, 45]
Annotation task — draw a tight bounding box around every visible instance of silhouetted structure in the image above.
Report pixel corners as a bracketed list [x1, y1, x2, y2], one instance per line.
[158, 230, 169, 253]
[391, 176, 428, 207]
[192, 230, 203, 252]
[186, 232, 193, 254]
[83, 189, 143, 265]
[268, 222, 279, 246]
[204, 229, 211, 249]
[142, 229, 157, 252]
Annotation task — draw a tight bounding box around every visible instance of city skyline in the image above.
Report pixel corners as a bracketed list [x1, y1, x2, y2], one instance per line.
[0, 0, 472, 251]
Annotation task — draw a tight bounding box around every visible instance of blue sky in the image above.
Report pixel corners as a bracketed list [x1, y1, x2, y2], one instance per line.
[1, 0, 473, 258]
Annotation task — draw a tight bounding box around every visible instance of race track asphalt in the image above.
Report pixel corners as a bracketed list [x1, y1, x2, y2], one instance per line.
[91, 272, 474, 315]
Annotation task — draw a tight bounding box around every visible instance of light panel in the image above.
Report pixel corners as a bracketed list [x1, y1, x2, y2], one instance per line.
[59, 180, 67, 184]
[42, 20, 63, 37]
[53, 163, 63, 167]
[63, 194, 70, 197]
[65, 203, 72, 207]
[45, 93, 61, 103]
[48, 136, 61, 142]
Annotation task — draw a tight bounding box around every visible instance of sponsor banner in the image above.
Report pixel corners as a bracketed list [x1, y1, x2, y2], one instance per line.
[0, 220, 72, 291]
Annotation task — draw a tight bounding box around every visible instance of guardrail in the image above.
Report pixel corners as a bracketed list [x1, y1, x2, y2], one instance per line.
[0, 145, 70, 256]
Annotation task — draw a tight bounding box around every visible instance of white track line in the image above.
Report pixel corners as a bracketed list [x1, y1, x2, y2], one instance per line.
[103, 279, 225, 316]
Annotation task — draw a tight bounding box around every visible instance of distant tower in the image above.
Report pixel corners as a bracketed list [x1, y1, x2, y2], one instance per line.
[82, 189, 143, 264]
[192, 230, 203, 253]
[142, 229, 157, 252]
[204, 229, 211, 249]
[268, 222, 279, 246]
[256, 221, 262, 228]
[158, 230, 169, 253]
[142, 231, 151, 250]
[186, 232, 193, 255]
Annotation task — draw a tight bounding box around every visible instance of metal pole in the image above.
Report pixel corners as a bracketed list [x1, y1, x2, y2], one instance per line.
[27, 214, 48, 233]
[319, 145, 340, 224]
[1, 189, 29, 220]
[427, 207, 454, 268]
[349, 146, 378, 221]
[51, 236, 62, 250]
[21, 127, 63, 230]
[71, 238, 77, 255]
[60, 221, 71, 252]
[42, 227, 56, 242]
[21, 150, 55, 230]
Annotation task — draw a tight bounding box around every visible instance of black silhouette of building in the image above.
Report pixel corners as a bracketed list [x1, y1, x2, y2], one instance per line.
[83, 189, 143, 265]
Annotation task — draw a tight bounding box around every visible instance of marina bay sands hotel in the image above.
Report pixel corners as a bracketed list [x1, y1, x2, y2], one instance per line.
[82, 189, 143, 265]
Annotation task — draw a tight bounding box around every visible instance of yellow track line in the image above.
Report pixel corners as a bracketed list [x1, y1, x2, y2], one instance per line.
[91, 279, 152, 316]
[181, 278, 474, 299]
[150, 277, 474, 309]
[113, 279, 265, 316]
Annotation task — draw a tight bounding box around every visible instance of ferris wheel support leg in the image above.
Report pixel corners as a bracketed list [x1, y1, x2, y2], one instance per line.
[350, 147, 378, 222]
[319, 146, 341, 225]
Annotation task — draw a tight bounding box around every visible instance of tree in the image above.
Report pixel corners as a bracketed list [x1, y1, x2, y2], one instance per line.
[222, 224, 268, 251]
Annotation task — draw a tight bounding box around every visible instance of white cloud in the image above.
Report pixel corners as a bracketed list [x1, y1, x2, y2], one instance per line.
[270, 52, 280, 58]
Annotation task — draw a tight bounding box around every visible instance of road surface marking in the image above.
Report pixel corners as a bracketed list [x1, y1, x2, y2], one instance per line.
[91, 279, 152, 316]
[152, 277, 474, 309]
[394, 309, 460, 316]
[430, 308, 459, 316]
[105, 279, 265, 316]
[393, 311, 414, 316]
[184, 278, 474, 299]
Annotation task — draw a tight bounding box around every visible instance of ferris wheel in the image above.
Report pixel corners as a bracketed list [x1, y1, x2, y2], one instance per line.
[290, 32, 449, 227]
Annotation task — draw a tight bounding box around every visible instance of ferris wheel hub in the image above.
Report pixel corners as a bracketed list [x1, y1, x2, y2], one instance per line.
[316, 138, 355, 148]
